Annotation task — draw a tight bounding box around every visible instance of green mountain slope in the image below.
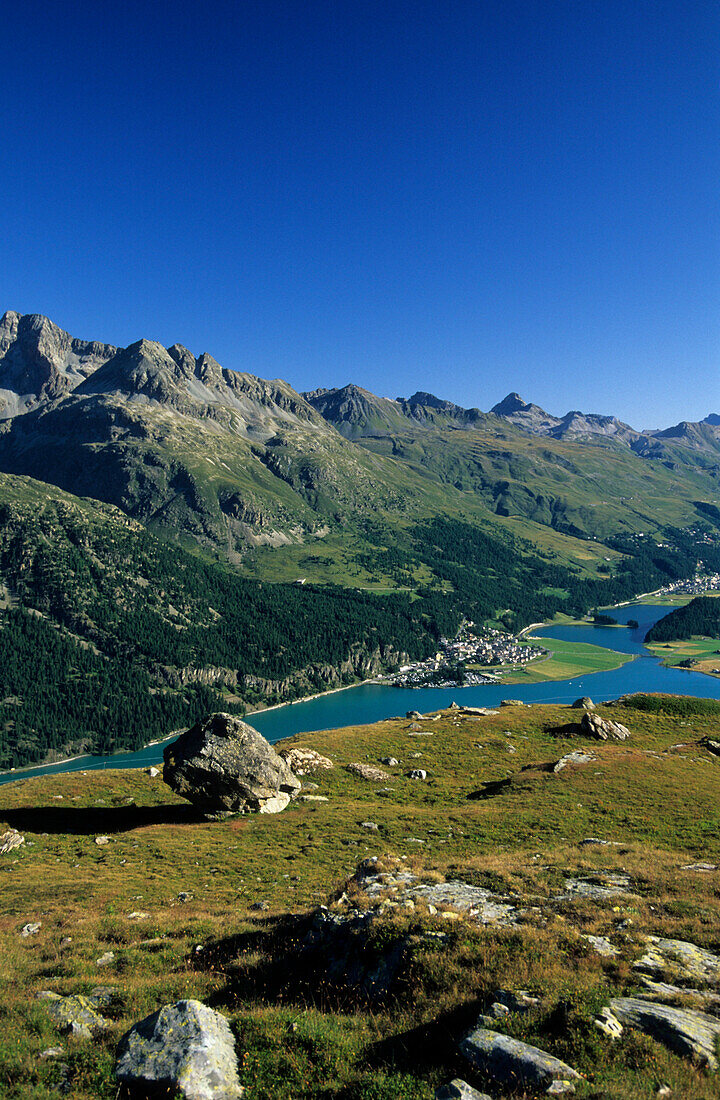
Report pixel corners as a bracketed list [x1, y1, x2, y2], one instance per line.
[0, 474, 457, 769]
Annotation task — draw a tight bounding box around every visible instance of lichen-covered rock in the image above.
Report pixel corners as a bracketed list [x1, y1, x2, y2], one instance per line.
[163, 713, 300, 816]
[633, 936, 720, 987]
[460, 1027, 581, 1089]
[571, 697, 594, 709]
[115, 999, 243, 1099]
[39, 992, 109, 1040]
[435, 1080, 492, 1099]
[277, 746, 333, 775]
[609, 996, 720, 1070]
[346, 762, 391, 782]
[581, 712, 630, 741]
[553, 750, 597, 772]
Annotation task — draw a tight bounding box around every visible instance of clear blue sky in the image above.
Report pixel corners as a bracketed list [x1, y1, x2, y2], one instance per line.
[2, 0, 718, 428]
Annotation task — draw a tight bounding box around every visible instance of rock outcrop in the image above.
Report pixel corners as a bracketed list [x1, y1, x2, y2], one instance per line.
[277, 746, 333, 775]
[581, 712, 630, 741]
[39, 992, 109, 1040]
[608, 997, 720, 1071]
[116, 999, 244, 1099]
[163, 713, 300, 816]
[460, 1026, 581, 1090]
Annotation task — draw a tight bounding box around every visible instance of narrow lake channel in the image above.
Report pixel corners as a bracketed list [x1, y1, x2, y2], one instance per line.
[3, 602, 718, 785]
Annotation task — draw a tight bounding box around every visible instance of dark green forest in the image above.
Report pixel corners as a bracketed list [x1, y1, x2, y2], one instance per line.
[645, 596, 720, 644]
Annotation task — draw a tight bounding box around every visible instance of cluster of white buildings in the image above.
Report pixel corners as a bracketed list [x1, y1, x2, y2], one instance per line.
[388, 623, 545, 688]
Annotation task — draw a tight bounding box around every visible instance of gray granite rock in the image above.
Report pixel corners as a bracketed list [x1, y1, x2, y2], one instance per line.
[435, 1079, 492, 1099]
[581, 712, 630, 741]
[633, 936, 720, 987]
[116, 999, 243, 1098]
[460, 1027, 581, 1089]
[39, 992, 108, 1040]
[163, 713, 300, 816]
[610, 996, 720, 1070]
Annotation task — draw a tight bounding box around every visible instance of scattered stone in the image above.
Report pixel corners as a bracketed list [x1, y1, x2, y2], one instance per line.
[146, 766, 160, 777]
[163, 712, 300, 816]
[361, 821, 379, 831]
[178, 892, 193, 903]
[583, 934, 620, 958]
[578, 837, 621, 847]
[95, 836, 110, 846]
[435, 1080, 492, 1100]
[277, 746, 334, 775]
[656, 1088, 672, 1099]
[594, 1007, 623, 1039]
[553, 751, 597, 772]
[39, 1047, 65, 1059]
[88, 986, 123, 1010]
[460, 1027, 582, 1090]
[558, 874, 632, 901]
[609, 996, 720, 1070]
[633, 936, 720, 987]
[380, 757, 399, 766]
[250, 901, 269, 911]
[40, 992, 109, 1039]
[459, 707, 498, 716]
[21, 922, 41, 937]
[500, 699, 524, 707]
[0, 828, 24, 854]
[571, 697, 594, 709]
[681, 862, 717, 872]
[492, 989, 541, 1013]
[546, 1083, 576, 1095]
[115, 999, 244, 1099]
[406, 710, 424, 720]
[300, 794, 329, 802]
[701, 737, 720, 756]
[96, 951, 115, 967]
[581, 712, 630, 741]
[407, 769, 428, 779]
[127, 911, 150, 920]
[347, 762, 391, 782]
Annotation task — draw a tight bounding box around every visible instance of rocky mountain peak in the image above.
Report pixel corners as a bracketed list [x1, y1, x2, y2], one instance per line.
[491, 392, 533, 416]
[0, 311, 117, 419]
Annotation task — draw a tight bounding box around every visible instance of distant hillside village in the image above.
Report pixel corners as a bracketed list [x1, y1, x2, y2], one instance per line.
[389, 623, 545, 688]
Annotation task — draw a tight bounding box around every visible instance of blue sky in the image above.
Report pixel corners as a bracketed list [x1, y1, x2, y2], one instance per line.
[2, 0, 718, 428]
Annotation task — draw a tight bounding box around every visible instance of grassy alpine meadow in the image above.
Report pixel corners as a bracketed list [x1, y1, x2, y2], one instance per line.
[476, 636, 635, 685]
[0, 699, 719, 1097]
[645, 637, 720, 676]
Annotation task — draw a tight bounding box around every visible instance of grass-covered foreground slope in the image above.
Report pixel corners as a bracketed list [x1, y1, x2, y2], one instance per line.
[1, 697, 719, 1098]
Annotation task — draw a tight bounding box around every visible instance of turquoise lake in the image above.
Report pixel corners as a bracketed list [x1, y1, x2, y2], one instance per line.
[3, 602, 718, 785]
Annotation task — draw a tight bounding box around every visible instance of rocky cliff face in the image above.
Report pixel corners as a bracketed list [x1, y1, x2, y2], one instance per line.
[162, 644, 408, 703]
[0, 311, 116, 418]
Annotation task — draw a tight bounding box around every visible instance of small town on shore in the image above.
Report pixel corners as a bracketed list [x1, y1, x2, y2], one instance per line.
[388, 622, 546, 688]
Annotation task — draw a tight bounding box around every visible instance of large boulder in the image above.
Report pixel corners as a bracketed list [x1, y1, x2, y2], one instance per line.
[116, 999, 243, 1098]
[163, 713, 300, 816]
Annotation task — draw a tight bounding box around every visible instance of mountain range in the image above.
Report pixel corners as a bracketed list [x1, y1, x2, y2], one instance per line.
[1, 310, 720, 570]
